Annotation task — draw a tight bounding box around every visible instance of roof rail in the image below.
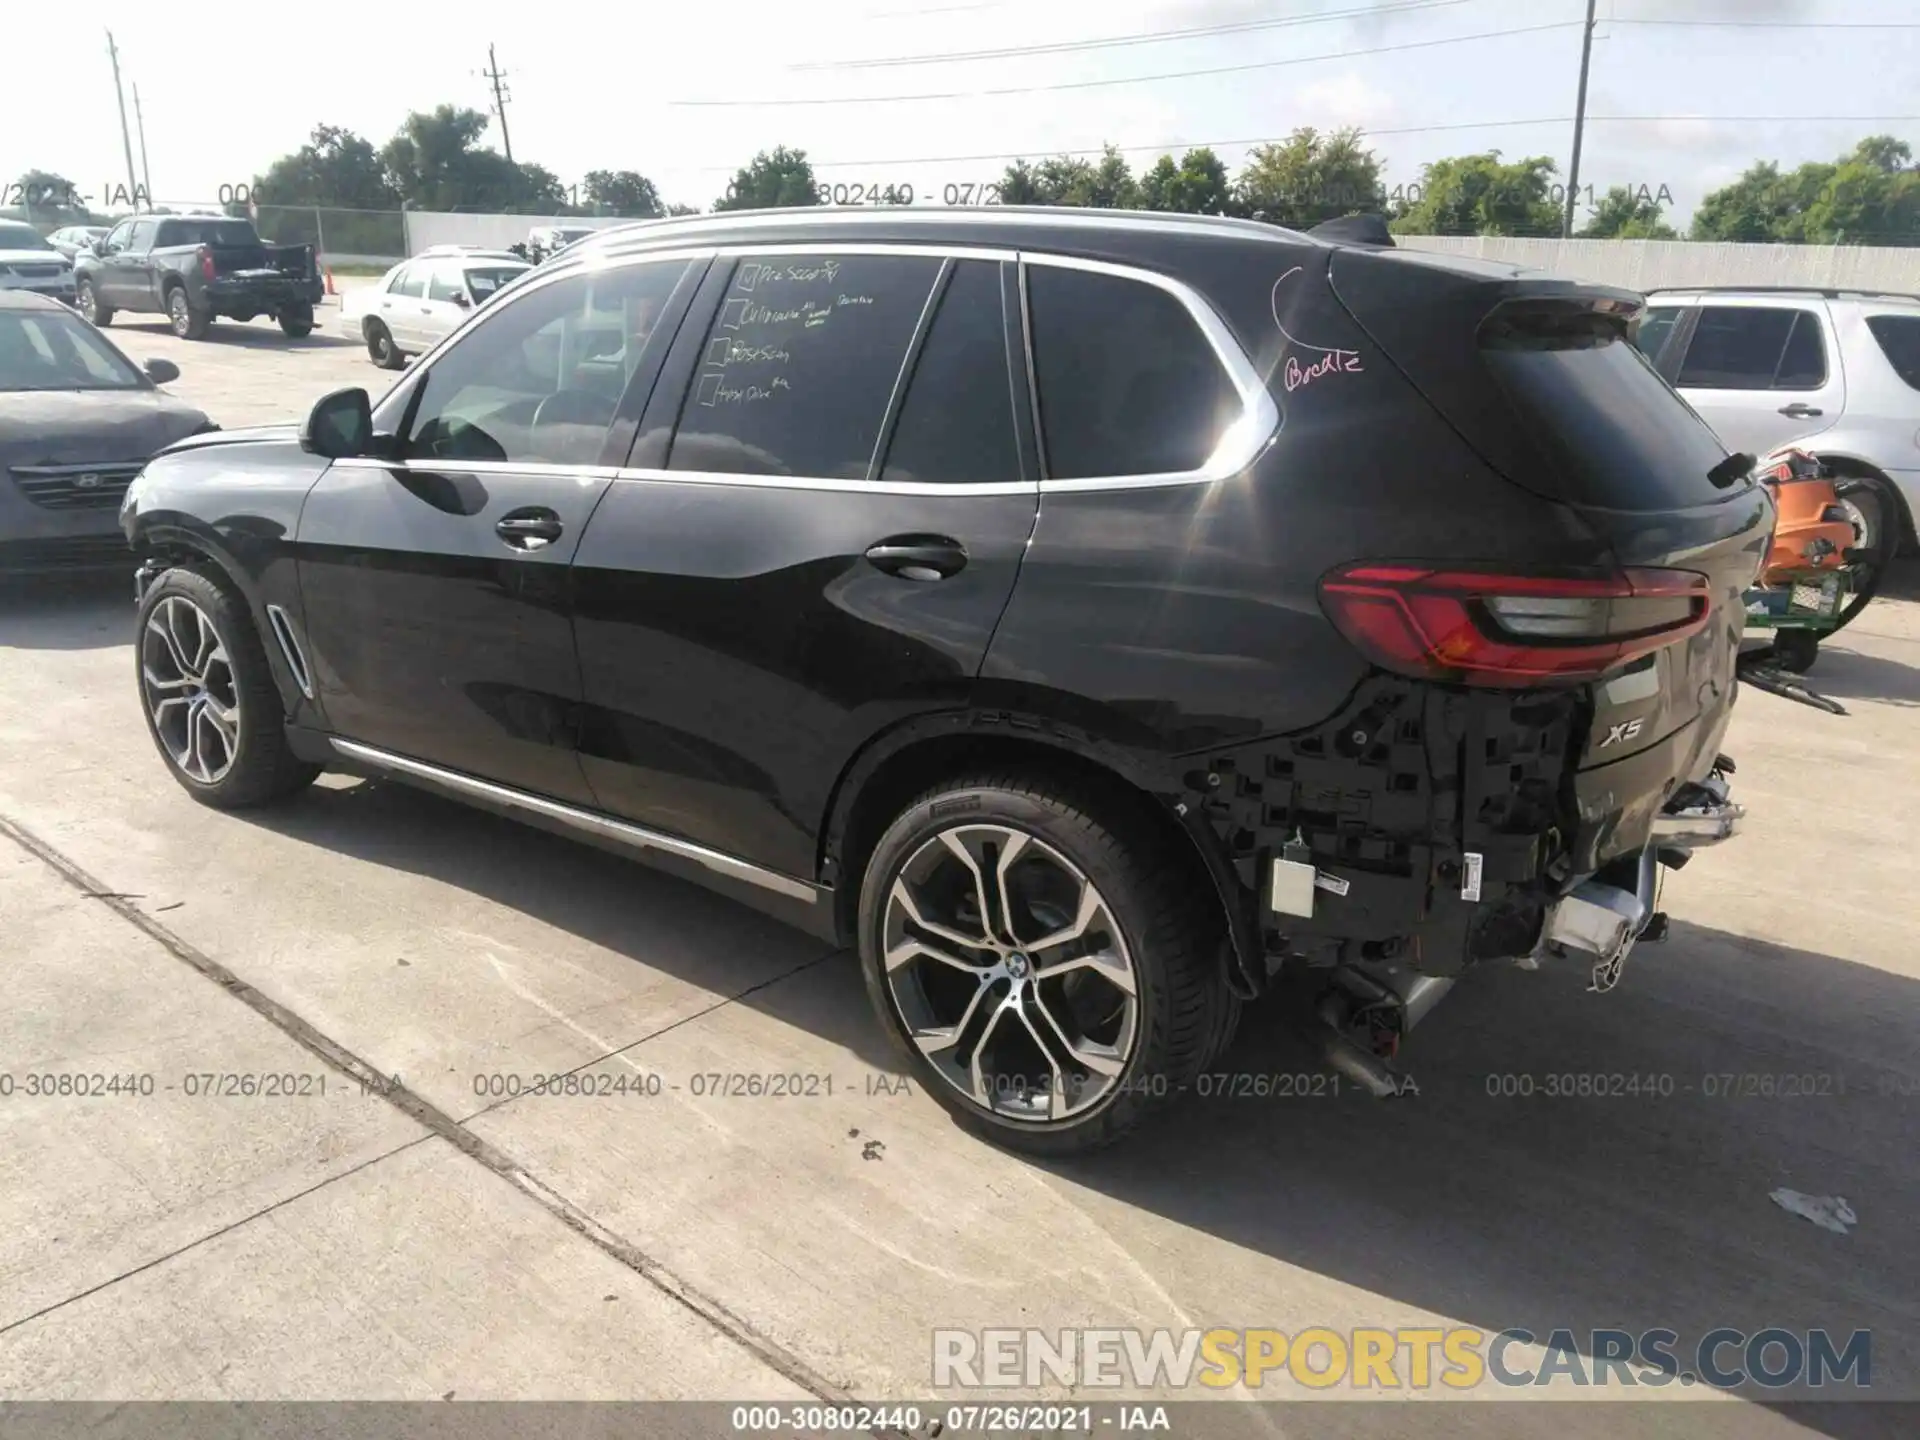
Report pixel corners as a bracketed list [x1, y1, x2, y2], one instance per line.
[1644, 284, 1920, 303]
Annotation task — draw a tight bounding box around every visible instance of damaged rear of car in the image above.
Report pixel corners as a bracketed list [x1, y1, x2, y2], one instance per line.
[1199, 241, 1766, 1087]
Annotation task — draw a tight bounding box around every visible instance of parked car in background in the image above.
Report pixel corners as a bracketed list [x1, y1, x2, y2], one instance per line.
[73, 213, 325, 340]
[339, 251, 532, 368]
[525, 225, 597, 264]
[0, 221, 77, 306]
[1, 291, 212, 574]
[47, 225, 110, 261]
[1635, 287, 1919, 616]
[122, 208, 1758, 1155]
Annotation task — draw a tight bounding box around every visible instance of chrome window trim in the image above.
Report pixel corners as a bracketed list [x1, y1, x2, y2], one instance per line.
[330, 457, 623, 482]
[615, 466, 1035, 498]
[329, 738, 818, 904]
[1018, 251, 1280, 493]
[382, 240, 1277, 498]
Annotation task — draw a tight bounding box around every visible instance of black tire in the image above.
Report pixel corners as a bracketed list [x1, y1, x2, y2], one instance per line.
[279, 303, 315, 339]
[1828, 475, 1896, 633]
[857, 771, 1225, 1156]
[166, 286, 211, 340]
[77, 279, 113, 326]
[1772, 628, 1819, 674]
[365, 318, 404, 369]
[135, 566, 320, 809]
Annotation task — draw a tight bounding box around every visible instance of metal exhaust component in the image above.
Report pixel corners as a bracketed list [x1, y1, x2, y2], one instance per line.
[1538, 847, 1657, 992]
[1312, 970, 1454, 1096]
[1315, 994, 1405, 1097]
[1651, 772, 1745, 848]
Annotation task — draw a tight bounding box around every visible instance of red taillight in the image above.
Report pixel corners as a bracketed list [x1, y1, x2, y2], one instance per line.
[198, 246, 216, 281]
[1318, 563, 1711, 688]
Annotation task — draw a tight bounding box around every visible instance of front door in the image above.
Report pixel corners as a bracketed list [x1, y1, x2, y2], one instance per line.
[1671, 301, 1845, 457]
[569, 250, 1040, 881]
[293, 254, 702, 804]
[419, 261, 473, 350]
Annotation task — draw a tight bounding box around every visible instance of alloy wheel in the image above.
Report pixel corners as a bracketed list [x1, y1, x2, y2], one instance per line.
[141, 595, 241, 784]
[881, 824, 1140, 1123]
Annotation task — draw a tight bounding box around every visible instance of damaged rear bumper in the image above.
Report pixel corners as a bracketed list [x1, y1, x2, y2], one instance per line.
[1537, 766, 1744, 988]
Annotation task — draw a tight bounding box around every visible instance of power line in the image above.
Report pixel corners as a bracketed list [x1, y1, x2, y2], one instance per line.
[671, 20, 1584, 107]
[792, 0, 1480, 71]
[1606, 16, 1920, 28]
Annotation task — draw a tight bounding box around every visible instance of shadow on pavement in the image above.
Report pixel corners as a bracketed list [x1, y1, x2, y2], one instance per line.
[0, 572, 131, 650]
[1808, 643, 1920, 708]
[106, 317, 358, 350]
[233, 768, 1919, 1436]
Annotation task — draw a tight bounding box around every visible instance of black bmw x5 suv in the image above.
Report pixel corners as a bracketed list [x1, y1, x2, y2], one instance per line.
[122, 207, 1764, 1153]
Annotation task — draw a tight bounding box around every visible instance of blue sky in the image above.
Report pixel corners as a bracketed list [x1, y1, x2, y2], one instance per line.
[7, 0, 1917, 226]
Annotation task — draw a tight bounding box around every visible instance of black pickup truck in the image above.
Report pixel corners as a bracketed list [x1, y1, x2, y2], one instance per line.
[73, 214, 325, 340]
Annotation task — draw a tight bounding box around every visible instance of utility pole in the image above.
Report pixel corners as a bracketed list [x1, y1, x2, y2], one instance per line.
[106, 31, 142, 211]
[133, 83, 154, 206]
[1562, 0, 1599, 239]
[483, 44, 514, 163]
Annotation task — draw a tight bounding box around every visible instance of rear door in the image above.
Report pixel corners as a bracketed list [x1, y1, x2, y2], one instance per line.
[419, 261, 471, 347]
[568, 246, 1039, 880]
[1670, 300, 1844, 456]
[383, 262, 430, 351]
[104, 219, 157, 308]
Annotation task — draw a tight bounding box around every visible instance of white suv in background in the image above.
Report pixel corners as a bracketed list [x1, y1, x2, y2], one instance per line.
[1635, 288, 1920, 582]
[338, 249, 531, 368]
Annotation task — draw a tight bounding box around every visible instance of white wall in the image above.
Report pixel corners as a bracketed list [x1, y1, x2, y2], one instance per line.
[396, 212, 1920, 294]
[1392, 236, 1920, 293]
[402, 211, 642, 254]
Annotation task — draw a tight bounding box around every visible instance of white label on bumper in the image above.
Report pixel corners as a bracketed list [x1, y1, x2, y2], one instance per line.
[1313, 871, 1350, 897]
[1461, 851, 1484, 902]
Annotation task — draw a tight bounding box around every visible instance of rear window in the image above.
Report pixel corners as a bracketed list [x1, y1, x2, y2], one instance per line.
[156, 219, 260, 247]
[1482, 307, 1748, 511]
[1866, 315, 1920, 391]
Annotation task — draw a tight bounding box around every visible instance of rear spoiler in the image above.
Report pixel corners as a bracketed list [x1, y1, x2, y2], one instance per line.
[1307, 213, 1395, 247]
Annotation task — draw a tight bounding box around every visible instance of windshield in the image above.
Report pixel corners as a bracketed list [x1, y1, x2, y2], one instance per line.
[465, 266, 528, 299]
[0, 222, 55, 252]
[0, 309, 146, 391]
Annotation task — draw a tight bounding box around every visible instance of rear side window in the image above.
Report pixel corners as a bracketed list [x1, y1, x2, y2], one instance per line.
[1866, 315, 1920, 391]
[1026, 264, 1241, 479]
[427, 266, 465, 302]
[669, 253, 942, 479]
[390, 265, 425, 299]
[1676, 306, 1826, 390]
[1482, 307, 1744, 511]
[1632, 306, 1684, 365]
[880, 261, 1020, 486]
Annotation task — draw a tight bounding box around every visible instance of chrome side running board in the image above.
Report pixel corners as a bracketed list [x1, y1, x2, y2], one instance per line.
[264, 604, 315, 700]
[327, 738, 819, 904]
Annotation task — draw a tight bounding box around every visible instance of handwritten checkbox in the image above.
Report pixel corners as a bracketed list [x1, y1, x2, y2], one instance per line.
[704, 337, 733, 368]
[736, 264, 760, 292]
[720, 298, 750, 331]
[695, 373, 724, 408]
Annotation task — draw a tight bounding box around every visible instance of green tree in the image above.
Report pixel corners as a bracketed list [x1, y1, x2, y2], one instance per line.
[7, 169, 89, 221]
[1690, 159, 1823, 243]
[1234, 127, 1383, 229]
[1389, 151, 1562, 237]
[1692, 137, 1920, 245]
[1137, 147, 1234, 215]
[583, 168, 664, 218]
[1578, 185, 1679, 240]
[996, 145, 1137, 208]
[251, 125, 400, 211]
[713, 146, 820, 210]
[665, 202, 701, 216]
[379, 106, 557, 212]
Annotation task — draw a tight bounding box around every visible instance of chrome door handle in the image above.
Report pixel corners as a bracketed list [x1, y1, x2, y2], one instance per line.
[1777, 403, 1823, 418]
[495, 512, 563, 551]
[864, 536, 968, 581]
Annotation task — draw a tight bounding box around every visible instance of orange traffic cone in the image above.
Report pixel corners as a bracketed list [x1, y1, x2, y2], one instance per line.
[323, 265, 337, 297]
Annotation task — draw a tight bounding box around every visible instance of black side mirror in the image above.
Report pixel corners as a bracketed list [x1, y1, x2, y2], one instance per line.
[143, 357, 180, 384]
[451, 291, 471, 309]
[92, 240, 109, 257]
[301, 387, 373, 459]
